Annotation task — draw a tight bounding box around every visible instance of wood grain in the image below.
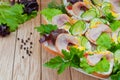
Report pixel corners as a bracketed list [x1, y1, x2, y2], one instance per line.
[0, 32, 16, 80]
[12, 0, 41, 80]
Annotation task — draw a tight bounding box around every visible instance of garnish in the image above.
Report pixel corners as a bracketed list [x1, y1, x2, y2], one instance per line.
[41, 8, 63, 21]
[36, 24, 58, 35]
[44, 47, 84, 74]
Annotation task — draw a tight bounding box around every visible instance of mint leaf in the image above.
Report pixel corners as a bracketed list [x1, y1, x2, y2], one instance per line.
[41, 8, 62, 21]
[36, 24, 58, 35]
[96, 33, 112, 50]
[110, 20, 120, 31]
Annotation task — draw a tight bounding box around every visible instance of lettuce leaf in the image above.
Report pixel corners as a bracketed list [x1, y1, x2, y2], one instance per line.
[80, 57, 110, 73]
[35, 24, 58, 35]
[41, 8, 62, 21]
[96, 33, 112, 50]
[110, 20, 120, 31]
[0, 3, 37, 31]
[48, 0, 67, 13]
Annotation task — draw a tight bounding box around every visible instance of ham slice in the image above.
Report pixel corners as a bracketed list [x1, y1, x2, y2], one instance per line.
[52, 14, 70, 28]
[72, 2, 88, 16]
[55, 33, 78, 53]
[86, 52, 114, 66]
[85, 24, 112, 44]
[87, 54, 103, 66]
[110, 0, 120, 13]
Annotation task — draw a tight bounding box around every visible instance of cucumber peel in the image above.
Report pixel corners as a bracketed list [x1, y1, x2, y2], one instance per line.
[81, 8, 100, 21]
[69, 20, 86, 35]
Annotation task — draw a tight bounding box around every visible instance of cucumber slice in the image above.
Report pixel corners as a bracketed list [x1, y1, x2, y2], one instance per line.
[91, 0, 103, 6]
[81, 8, 100, 21]
[69, 20, 86, 35]
[102, 6, 111, 16]
[90, 18, 109, 28]
[102, 2, 111, 8]
[81, 9, 97, 21]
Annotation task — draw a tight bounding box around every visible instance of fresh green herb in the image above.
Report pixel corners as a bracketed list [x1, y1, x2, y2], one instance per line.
[48, 0, 67, 13]
[108, 43, 120, 53]
[111, 61, 120, 80]
[96, 33, 112, 50]
[41, 8, 62, 21]
[110, 20, 120, 31]
[111, 71, 120, 80]
[36, 24, 58, 35]
[44, 47, 84, 74]
[80, 57, 110, 73]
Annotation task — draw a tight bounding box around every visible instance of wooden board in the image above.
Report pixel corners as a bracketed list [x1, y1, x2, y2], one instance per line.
[0, 0, 99, 80]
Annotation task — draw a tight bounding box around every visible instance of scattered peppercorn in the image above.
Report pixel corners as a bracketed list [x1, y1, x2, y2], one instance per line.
[17, 38, 20, 40]
[21, 39, 24, 43]
[24, 47, 26, 50]
[22, 56, 24, 59]
[30, 32, 32, 35]
[20, 45, 23, 49]
[30, 51, 32, 54]
[28, 38, 30, 40]
[30, 42, 33, 45]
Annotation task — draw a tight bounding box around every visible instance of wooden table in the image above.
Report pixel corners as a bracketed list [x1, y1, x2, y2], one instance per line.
[0, 0, 99, 80]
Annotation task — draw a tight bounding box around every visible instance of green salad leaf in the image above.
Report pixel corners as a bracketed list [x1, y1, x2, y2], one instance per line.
[44, 47, 84, 74]
[35, 24, 58, 35]
[80, 57, 110, 73]
[0, 3, 37, 31]
[96, 33, 112, 50]
[41, 8, 62, 21]
[108, 43, 120, 53]
[111, 71, 120, 80]
[111, 61, 120, 80]
[110, 20, 120, 31]
[48, 0, 67, 13]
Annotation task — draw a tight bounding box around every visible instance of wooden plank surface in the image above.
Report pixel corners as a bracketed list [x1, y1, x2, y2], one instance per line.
[0, 0, 99, 80]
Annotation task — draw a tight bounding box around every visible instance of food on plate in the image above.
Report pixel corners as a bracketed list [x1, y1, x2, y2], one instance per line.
[0, 0, 39, 37]
[36, 0, 120, 79]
